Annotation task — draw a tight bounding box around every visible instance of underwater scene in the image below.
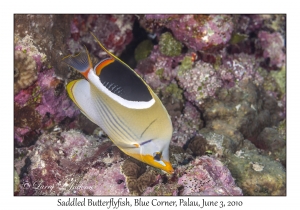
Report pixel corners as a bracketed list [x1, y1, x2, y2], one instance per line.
[14, 14, 286, 196]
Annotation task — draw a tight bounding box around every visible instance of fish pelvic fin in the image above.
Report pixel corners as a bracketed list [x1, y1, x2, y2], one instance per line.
[62, 46, 93, 79]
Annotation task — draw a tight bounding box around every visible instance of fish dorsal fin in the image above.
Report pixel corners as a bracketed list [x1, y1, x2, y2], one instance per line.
[90, 33, 118, 60]
[90, 32, 134, 72]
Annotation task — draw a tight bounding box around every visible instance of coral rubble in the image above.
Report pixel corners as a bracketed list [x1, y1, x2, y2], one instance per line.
[177, 156, 243, 195]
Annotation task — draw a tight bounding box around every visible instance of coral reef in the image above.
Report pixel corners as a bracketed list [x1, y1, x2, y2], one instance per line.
[14, 169, 20, 195]
[14, 129, 243, 196]
[220, 53, 264, 87]
[14, 33, 46, 95]
[187, 135, 215, 157]
[141, 15, 234, 51]
[135, 45, 182, 93]
[255, 126, 286, 165]
[14, 14, 286, 196]
[202, 80, 282, 140]
[14, 69, 80, 147]
[143, 183, 180, 196]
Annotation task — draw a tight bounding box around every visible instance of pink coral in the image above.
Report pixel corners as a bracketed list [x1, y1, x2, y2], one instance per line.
[177, 156, 243, 195]
[75, 163, 129, 196]
[145, 14, 234, 51]
[171, 102, 203, 147]
[177, 60, 222, 106]
[14, 127, 30, 143]
[14, 89, 32, 106]
[14, 68, 80, 145]
[150, 46, 179, 80]
[35, 69, 80, 125]
[135, 46, 181, 92]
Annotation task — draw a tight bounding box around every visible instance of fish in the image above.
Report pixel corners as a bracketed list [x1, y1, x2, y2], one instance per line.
[62, 33, 174, 174]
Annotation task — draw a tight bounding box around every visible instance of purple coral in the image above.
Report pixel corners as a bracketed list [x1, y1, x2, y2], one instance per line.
[236, 15, 265, 34]
[177, 156, 243, 195]
[15, 129, 126, 196]
[257, 31, 285, 68]
[171, 102, 203, 147]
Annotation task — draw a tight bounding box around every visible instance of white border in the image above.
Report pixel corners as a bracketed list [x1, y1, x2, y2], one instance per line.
[4, 1, 296, 210]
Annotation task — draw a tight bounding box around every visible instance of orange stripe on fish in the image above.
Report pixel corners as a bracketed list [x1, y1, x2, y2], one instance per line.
[95, 58, 114, 76]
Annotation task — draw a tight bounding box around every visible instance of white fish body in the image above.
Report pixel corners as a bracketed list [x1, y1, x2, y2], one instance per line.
[63, 33, 174, 173]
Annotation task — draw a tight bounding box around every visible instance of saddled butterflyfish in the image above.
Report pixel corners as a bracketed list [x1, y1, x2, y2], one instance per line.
[62, 33, 174, 174]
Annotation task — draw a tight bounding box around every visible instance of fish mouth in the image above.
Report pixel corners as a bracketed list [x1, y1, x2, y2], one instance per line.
[140, 154, 174, 174]
[162, 161, 174, 174]
[125, 152, 174, 174]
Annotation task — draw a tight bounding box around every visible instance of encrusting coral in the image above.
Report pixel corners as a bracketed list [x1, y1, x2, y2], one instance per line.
[14, 50, 37, 95]
[177, 156, 243, 195]
[225, 139, 286, 195]
[257, 31, 285, 69]
[159, 32, 183, 56]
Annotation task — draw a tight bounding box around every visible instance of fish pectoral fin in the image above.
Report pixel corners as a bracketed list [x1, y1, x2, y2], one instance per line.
[67, 79, 103, 127]
[133, 143, 140, 148]
[111, 140, 140, 149]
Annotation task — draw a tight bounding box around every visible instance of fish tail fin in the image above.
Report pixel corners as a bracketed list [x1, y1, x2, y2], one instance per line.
[62, 46, 93, 79]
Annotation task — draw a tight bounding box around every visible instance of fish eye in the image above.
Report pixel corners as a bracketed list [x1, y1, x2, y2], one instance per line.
[153, 152, 162, 161]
